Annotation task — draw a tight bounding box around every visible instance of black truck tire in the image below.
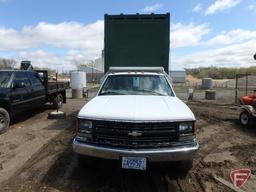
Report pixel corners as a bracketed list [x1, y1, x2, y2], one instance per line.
[240, 111, 253, 127]
[53, 94, 63, 109]
[77, 154, 101, 168]
[177, 160, 193, 174]
[0, 107, 10, 134]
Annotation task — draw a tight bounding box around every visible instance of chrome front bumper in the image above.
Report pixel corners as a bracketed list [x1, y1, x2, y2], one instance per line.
[72, 139, 199, 162]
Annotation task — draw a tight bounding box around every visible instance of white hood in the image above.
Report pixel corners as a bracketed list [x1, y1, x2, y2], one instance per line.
[78, 95, 195, 122]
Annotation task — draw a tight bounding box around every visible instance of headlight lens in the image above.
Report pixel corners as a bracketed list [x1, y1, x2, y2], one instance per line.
[179, 122, 193, 133]
[76, 119, 93, 142]
[79, 119, 92, 133]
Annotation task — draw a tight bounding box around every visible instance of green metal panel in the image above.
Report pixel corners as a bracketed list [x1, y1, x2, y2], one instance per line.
[104, 13, 170, 73]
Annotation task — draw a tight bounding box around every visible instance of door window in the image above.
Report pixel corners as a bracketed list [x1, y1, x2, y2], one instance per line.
[29, 73, 43, 86]
[14, 72, 31, 87]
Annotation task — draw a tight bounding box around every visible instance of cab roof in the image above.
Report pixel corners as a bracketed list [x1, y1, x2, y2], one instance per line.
[0, 69, 36, 73]
[108, 67, 165, 73]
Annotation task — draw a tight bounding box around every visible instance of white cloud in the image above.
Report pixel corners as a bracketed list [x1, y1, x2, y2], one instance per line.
[17, 50, 88, 71]
[0, 21, 104, 57]
[0, 20, 212, 70]
[205, 0, 241, 15]
[142, 3, 162, 13]
[172, 39, 256, 68]
[248, 4, 256, 12]
[171, 23, 210, 48]
[206, 29, 256, 46]
[172, 27, 256, 68]
[1, 19, 256, 70]
[193, 3, 202, 12]
[0, 21, 104, 70]
[0, 21, 210, 52]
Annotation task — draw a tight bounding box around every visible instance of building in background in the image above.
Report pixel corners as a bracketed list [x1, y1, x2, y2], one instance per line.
[94, 57, 104, 72]
[78, 57, 104, 83]
[169, 67, 186, 83]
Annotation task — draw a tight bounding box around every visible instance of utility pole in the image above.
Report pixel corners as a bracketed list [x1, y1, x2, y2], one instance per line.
[91, 61, 94, 85]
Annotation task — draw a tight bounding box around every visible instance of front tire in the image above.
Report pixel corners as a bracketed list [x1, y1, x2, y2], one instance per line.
[77, 154, 98, 168]
[0, 107, 10, 134]
[240, 111, 252, 127]
[177, 160, 193, 174]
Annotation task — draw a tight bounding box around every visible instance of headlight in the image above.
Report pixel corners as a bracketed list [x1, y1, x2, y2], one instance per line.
[179, 122, 193, 133]
[79, 119, 92, 133]
[76, 119, 93, 142]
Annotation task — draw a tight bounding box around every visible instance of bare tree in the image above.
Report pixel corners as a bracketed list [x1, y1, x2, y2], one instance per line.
[0, 58, 16, 69]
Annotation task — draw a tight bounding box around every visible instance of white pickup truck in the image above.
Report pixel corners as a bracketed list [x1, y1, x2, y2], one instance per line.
[73, 67, 199, 171]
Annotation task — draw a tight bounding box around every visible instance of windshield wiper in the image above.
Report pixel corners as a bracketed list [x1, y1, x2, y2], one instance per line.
[101, 91, 126, 95]
[135, 89, 167, 96]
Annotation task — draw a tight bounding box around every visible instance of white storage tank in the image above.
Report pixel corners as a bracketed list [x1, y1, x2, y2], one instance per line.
[70, 71, 86, 98]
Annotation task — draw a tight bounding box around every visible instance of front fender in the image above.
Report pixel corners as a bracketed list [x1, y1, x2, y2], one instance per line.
[0, 88, 11, 113]
[240, 105, 256, 117]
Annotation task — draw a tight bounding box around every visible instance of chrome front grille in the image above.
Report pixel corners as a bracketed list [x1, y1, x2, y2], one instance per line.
[92, 120, 179, 148]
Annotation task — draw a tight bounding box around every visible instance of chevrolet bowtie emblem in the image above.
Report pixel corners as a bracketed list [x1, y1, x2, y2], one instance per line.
[128, 131, 142, 137]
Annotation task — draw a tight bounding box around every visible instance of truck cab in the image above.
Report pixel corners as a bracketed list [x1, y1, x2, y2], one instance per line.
[73, 67, 199, 171]
[0, 69, 68, 134]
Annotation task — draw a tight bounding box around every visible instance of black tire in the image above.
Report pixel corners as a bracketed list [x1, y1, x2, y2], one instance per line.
[0, 107, 10, 134]
[77, 154, 97, 168]
[240, 111, 252, 127]
[53, 94, 63, 109]
[177, 160, 193, 174]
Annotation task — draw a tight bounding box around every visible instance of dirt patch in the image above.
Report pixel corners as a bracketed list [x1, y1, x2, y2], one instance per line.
[7, 144, 17, 150]
[0, 99, 85, 186]
[203, 151, 237, 163]
[1, 95, 256, 191]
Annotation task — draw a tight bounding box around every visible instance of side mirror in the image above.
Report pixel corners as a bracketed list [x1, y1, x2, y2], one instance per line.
[254, 53, 256, 61]
[13, 81, 25, 89]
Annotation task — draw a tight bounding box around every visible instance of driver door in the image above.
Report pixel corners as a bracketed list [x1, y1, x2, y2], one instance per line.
[10, 72, 32, 114]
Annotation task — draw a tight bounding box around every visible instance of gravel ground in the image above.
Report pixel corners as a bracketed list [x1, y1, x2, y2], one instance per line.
[0, 88, 255, 192]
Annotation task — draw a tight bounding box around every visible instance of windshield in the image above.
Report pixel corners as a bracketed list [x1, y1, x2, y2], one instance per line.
[0, 71, 12, 88]
[99, 74, 174, 96]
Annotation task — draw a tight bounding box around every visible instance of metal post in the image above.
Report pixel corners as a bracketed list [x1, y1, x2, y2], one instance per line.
[56, 72, 58, 112]
[245, 73, 248, 96]
[235, 74, 238, 104]
[92, 63, 94, 85]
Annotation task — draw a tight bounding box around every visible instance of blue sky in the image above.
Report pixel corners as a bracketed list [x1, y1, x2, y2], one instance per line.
[0, 0, 256, 71]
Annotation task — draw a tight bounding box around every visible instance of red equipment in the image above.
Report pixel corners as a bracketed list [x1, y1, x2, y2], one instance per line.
[239, 95, 256, 105]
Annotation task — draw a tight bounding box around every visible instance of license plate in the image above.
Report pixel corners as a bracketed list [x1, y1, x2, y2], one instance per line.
[121, 157, 147, 170]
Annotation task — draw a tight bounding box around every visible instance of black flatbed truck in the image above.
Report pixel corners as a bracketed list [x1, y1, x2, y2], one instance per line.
[0, 69, 69, 133]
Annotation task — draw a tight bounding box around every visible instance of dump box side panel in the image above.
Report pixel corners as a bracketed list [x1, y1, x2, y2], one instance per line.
[104, 13, 170, 73]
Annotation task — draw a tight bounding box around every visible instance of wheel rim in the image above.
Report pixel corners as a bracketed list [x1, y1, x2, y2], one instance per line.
[0, 113, 6, 130]
[241, 113, 249, 125]
[57, 95, 63, 108]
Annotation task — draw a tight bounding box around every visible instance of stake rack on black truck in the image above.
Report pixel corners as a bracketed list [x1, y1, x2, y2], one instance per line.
[0, 68, 69, 133]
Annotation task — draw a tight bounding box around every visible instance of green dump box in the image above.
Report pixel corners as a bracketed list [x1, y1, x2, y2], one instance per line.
[104, 13, 170, 73]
